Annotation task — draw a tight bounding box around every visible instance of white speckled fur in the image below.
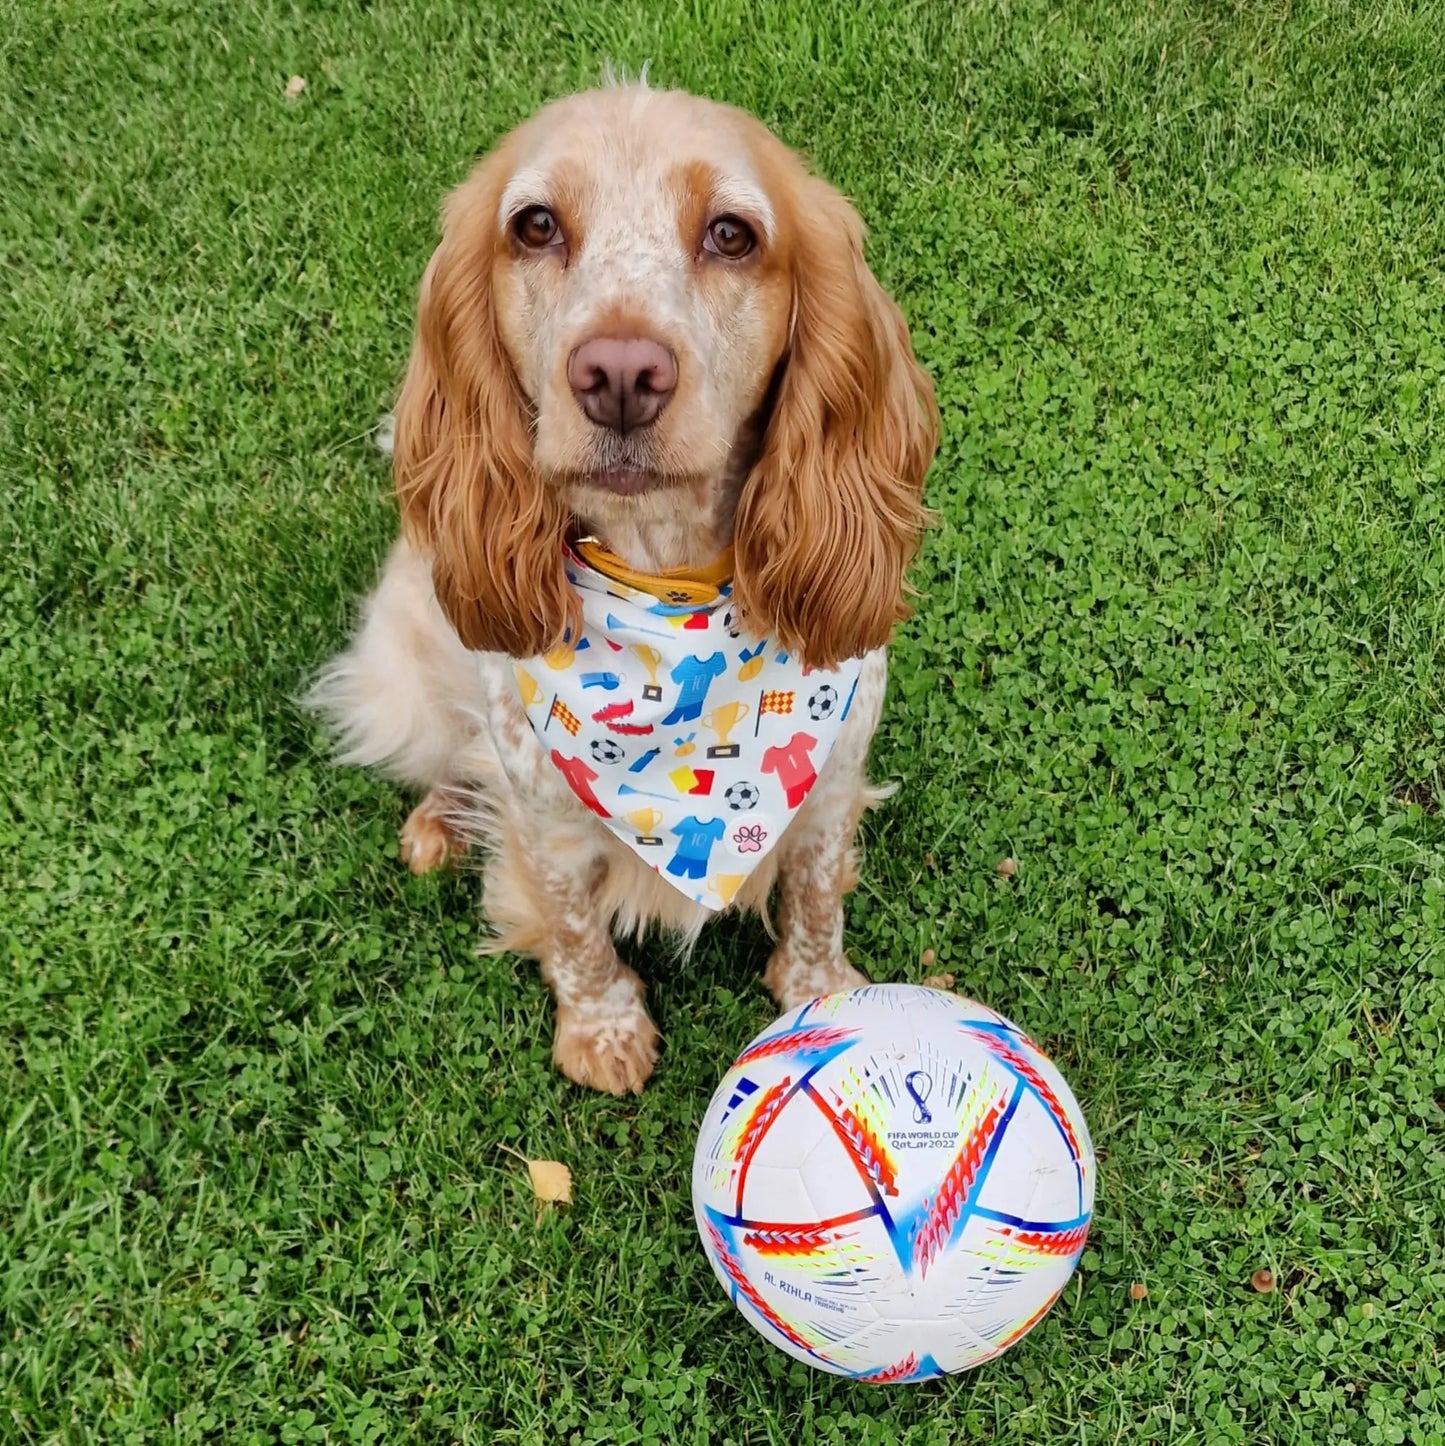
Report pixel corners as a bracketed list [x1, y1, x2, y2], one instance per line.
[309, 85, 932, 1095]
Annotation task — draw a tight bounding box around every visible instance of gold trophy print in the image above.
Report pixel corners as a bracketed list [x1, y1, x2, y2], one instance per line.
[625, 806, 664, 846]
[632, 644, 664, 701]
[514, 667, 543, 708]
[702, 699, 750, 758]
[708, 873, 746, 907]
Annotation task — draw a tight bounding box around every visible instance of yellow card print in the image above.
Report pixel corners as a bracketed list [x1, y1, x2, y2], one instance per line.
[669, 766, 700, 794]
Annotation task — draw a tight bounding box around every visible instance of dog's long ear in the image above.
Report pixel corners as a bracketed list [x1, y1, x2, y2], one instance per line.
[732, 176, 938, 669]
[394, 156, 577, 658]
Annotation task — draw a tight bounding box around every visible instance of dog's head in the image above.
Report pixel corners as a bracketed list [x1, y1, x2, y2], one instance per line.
[395, 85, 938, 667]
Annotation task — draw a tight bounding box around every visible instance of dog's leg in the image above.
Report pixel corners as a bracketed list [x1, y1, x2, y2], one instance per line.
[399, 788, 469, 874]
[764, 797, 872, 1012]
[485, 821, 659, 1096]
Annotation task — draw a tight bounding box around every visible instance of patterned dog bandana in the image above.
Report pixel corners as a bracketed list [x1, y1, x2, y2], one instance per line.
[513, 539, 863, 911]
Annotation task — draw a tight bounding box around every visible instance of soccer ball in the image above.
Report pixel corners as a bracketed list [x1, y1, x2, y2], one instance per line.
[724, 780, 760, 811]
[807, 684, 839, 720]
[692, 984, 1094, 1382]
[589, 738, 625, 765]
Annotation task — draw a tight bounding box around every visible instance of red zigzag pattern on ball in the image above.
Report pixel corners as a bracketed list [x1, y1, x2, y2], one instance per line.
[910, 1093, 1008, 1276]
[834, 1103, 900, 1197]
[734, 1025, 856, 1067]
[858, 1352, 920, 1384]
[1011, 1222, 1091, 1258]
[992, 1293, 1059, 1355]
[966, 1028, 1083, 1161]
[733, 1080, 791, 1174]
[742, 1225, 833, 1257]
[705, 1223, 814, 1354]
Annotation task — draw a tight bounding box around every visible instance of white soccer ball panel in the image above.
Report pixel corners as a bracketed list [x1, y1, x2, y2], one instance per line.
[737, 1163, 816, 1225]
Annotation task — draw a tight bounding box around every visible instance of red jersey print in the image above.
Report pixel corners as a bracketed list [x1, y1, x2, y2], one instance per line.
[760, 731, 820, 808]
[516, 544, 862, 913]
[550, 749, 610, 818]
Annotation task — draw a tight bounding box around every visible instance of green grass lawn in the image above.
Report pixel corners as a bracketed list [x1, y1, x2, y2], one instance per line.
[6, 1, 1445, 1440]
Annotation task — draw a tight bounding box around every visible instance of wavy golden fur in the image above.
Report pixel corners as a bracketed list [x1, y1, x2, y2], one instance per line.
[393, 149, 579, 659]
[731, 168, 938, 667]
[312, 85, 939, 1095]
[393, 90, 936, 667]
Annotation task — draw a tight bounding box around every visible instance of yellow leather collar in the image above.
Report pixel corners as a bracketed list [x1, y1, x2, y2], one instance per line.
[572, 537, 735, 606]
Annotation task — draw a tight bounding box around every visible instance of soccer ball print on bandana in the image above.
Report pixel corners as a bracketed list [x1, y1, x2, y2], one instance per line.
[512, 541, 863, 912]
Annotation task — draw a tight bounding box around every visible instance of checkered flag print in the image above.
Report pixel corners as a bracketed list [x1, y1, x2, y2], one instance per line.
[548, 695, 582, 736]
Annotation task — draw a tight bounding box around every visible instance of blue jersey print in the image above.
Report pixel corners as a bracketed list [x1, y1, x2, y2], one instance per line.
[663, 651, 727, 725]
[666, 815, 727, 880]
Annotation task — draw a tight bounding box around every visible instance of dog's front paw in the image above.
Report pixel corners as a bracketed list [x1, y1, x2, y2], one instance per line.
[400, 795, 467, 875]
[553, 999, 659, 1096]
[764, 949, 869, 1013]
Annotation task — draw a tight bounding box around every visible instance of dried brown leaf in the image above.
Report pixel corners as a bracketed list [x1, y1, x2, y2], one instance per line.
[920, 973, 956, 993]
[527, 1159, 572, 1204]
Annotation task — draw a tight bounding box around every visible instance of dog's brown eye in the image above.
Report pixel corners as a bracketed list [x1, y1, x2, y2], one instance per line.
[704, 214, 756, 259]
[514, 206, 561, 249]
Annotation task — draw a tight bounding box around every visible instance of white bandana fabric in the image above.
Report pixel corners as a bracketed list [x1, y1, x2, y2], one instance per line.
[512, 543, 863, 912]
